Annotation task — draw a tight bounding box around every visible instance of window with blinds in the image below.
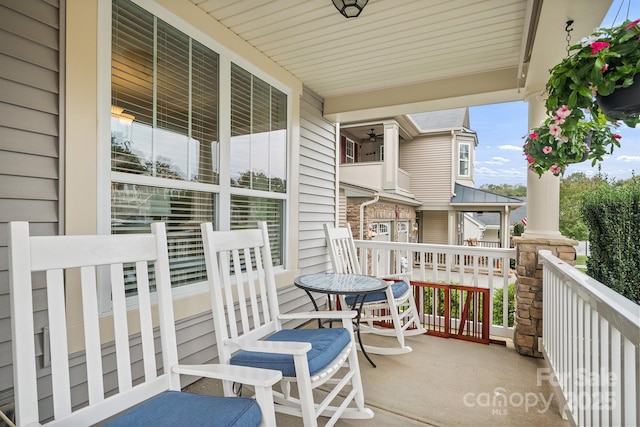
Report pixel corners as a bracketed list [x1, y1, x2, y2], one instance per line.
[109, 0, 288, 297]
[230, 64, 287, 193]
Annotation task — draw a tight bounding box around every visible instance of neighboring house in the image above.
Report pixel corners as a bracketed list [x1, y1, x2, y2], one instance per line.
[464, 199, 527, 246]
[337, 109, 525, 247]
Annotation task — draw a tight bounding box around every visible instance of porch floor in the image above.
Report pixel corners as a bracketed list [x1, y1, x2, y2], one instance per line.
[185, 333, 569, 426]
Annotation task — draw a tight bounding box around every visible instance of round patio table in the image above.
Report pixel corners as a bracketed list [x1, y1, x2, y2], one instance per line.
[294, 273, 388, 367]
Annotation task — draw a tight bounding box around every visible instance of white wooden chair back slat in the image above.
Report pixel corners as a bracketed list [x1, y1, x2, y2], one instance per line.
[254, 247, 272, 324]
[109, 262, 134, 393]
[80, 265, 107, 404]
[46, 270, 73, 418]
[150, 223, 180, 390]
[217, 249, 239, 341]
[135, 260, 158, 382]
[244, 247, 262, 329]
[231, 248, 251, 334]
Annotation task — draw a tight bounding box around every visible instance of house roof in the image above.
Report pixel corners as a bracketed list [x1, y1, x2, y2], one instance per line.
[451, 183, 526, 208]
[188, 0, 611, 122]
[408, 108, 469, 131]
[472, 203, 527, 228]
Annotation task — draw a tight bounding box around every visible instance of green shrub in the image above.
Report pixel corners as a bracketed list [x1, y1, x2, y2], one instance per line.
[492, 283, 515, 327]
[581, 179, 640, 304]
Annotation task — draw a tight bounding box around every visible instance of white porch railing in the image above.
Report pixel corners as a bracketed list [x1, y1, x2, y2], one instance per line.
[539, 250, 639, 427]
[353, 240, 516, 338]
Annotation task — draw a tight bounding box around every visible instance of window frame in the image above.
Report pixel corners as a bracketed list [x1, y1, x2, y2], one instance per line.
[97, 0, 293, 313]
[458, 141, 471, 178]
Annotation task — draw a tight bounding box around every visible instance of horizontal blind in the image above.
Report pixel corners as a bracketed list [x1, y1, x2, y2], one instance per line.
[230, 195, 283, 266]
[230, 63, 287, 193]
[111, 183, 215, 293]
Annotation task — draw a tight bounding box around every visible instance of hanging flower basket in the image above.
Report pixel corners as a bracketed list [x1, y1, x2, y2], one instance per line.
[597, 74, 640, 119]
[524, 19, 640, 176]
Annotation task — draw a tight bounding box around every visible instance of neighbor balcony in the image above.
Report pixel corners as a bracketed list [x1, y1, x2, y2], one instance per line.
[340, 161, 413, 197]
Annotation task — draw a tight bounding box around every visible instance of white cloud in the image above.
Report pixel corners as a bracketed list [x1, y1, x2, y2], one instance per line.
[497, 145, 522, 151]
[616, 155, 640, 162]
[492, 156, 510, 162]
[474, 166, 527, 179]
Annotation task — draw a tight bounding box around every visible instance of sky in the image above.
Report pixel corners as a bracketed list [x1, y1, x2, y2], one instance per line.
[469, 0, 640, 188]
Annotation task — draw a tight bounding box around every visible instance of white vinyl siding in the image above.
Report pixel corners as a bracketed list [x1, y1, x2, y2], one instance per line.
[399, 134, 453, 204]
[421, 211, 449, 244]
[298, 86, 336, 274]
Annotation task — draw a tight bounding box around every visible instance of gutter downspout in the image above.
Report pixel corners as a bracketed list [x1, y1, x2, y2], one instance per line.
[359, 195, 379, 240]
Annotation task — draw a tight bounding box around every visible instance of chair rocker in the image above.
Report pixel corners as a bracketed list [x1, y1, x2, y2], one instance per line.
[8, 221, 281, 427]
[201, 222, 374, 427]
[323, 223, 426, 355]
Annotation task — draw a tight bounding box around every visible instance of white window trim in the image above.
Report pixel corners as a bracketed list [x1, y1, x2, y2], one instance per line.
[97, 0, 294, 314]
[458, 141, 471, 178]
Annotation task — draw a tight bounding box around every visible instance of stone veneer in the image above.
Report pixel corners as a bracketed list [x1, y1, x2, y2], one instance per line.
[512, 236, 577, 357]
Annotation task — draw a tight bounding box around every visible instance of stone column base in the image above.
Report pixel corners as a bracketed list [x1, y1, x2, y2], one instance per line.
[512, 236, 577, 357]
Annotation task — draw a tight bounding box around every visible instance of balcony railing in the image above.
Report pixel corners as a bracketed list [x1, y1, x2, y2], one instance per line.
[539, 250, 639, 427]
[353, 239, 516, 338]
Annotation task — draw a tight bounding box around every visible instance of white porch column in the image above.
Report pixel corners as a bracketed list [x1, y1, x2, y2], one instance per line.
[523, 93, 561, 238]
[382, 121, 399, 191]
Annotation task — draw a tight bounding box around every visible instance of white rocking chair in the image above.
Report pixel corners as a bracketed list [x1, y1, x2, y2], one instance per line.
[201, 221, 374, 427]
[8, 221, 281, 427]
[323, 223, 426, 355]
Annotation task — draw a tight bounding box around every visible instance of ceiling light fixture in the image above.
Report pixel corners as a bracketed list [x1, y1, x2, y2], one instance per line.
[111, 105, 135, 124]
[332, 0, 368, 18]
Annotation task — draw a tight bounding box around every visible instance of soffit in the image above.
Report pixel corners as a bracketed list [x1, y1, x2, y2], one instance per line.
[190, 0, 611, 120]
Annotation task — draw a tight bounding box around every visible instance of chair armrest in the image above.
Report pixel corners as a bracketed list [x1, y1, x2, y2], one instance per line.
[232, 339, 312, 356]
[173, 364, 282, 387]
[278, 310, 357, 320]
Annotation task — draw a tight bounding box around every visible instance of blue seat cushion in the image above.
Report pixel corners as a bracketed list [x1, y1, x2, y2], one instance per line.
[230, 327, 351, 378]
[104, 390, 262, 427]
[345, 280, 409, 306]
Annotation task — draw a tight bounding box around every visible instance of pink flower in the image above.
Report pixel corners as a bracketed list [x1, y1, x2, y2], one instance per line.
[549, 123, 562, 138]
[601, 63, 609, 73]
[626, 19, 640, 29]
[529, 131, 539, 139]
[556, 105, 571, 119]
[526, 155, 535, 165]
[550, 165, 562, 175]
[543, 146, 552, 154]
[590, 41, 610, 54]
[555, 116, 566, 125]
[614, 134, 622, 139]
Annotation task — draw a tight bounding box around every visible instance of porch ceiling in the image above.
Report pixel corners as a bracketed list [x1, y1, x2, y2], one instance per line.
[190, 0, 612, 122]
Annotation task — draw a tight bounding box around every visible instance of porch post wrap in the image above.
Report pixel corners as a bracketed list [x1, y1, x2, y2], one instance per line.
[513, 236, 576, 357]
[523, 92, 562, 238]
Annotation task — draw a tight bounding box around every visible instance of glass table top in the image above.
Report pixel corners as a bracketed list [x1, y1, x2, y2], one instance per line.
[294, 273, 388, 295]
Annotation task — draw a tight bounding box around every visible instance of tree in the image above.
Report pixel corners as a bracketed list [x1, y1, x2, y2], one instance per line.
[479, 183, 526, 197]
[559, 172, 607, 241]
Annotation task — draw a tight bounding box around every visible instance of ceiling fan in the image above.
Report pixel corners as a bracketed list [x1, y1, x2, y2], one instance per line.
[365, 128, 383, 142]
